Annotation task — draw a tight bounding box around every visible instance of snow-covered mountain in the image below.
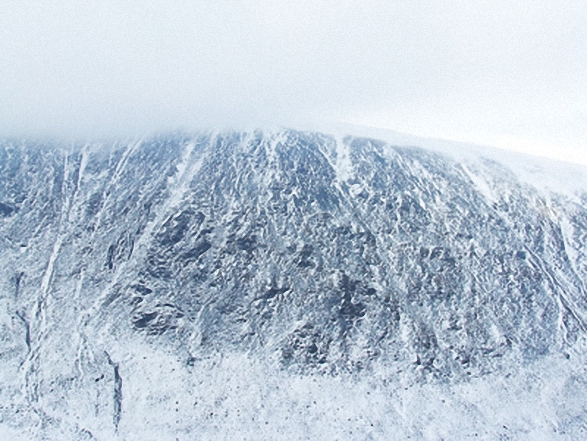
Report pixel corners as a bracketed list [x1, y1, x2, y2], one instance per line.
[1, 129, 586, 440]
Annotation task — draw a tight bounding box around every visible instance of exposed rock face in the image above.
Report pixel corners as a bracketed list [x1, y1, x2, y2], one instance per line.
[1, 130, 586, 439]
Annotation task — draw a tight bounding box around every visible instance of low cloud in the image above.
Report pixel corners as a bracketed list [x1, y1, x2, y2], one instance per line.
[1, 0, 586, 157]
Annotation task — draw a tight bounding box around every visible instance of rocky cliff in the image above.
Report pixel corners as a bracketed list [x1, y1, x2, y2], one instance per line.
[1, 130, 586, 439]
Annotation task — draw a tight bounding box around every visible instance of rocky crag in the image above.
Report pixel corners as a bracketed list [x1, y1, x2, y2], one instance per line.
[1, 130, 586, 439]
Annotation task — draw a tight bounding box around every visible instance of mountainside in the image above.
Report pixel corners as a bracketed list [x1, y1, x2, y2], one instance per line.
[1, 130, 587, 439]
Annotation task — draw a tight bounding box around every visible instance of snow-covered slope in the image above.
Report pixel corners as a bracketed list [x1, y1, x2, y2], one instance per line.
[1, 130, 586, 440]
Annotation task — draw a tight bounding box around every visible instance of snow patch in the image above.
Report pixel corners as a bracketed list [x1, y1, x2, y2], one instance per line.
[334, 136, 353, 182]
[460, 163, 496, 204]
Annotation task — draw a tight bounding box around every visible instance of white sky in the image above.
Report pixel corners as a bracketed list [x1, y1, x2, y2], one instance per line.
[1, 1, 586, 164]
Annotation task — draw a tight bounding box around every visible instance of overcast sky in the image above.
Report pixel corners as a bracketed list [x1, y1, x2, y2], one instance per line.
[1, 1, 586, 163]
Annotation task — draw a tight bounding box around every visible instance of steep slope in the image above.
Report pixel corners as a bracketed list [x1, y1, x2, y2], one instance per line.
[1, 130, 586, 439]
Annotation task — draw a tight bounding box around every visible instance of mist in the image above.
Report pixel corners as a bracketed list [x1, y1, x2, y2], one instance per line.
[1, 0, 586, 161]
